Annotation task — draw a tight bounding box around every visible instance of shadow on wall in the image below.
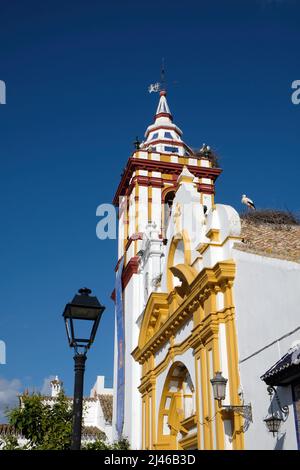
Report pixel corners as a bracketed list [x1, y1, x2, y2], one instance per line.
[274, 432, 286, 450]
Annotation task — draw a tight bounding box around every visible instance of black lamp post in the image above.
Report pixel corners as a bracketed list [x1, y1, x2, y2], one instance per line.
[63, 287, 105, 450]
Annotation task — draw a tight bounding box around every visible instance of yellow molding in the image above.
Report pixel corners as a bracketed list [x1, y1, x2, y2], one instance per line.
[178, 432, 198, 450]
[197, 235, 242, 255]
[134, 260, 236, 362]
[134, 258, 244, 450]
[206, 228, 220, 242]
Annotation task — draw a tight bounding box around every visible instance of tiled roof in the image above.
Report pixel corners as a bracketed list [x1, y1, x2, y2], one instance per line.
[82, 426, 106, 440]
[20, 395, 97, 402]
[261, 345, 300, 386]
[0, 424, 15, 435]
[98, 394, 113, 424]
[234, 219, 300, 263]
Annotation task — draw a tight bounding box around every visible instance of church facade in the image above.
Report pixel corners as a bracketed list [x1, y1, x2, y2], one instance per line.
[111, 91, 300, 450]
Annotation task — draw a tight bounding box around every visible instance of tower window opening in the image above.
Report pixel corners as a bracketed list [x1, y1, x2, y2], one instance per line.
[151, 132, 159, 140]
[164, 146, 178, 153]
[163, 190, 175, 236]
[164, 132, 173, 139]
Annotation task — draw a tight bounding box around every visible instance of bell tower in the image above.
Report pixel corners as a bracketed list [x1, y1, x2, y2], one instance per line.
[112, 90, 221, 447]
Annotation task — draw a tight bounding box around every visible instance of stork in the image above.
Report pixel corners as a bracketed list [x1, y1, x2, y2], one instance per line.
[241, 194, 256, 210]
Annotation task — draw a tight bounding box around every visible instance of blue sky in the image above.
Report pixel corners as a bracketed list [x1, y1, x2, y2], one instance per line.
[0, 0, 299, 418]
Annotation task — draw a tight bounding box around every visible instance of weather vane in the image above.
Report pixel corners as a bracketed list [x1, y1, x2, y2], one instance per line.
[148, 58, 167, 93]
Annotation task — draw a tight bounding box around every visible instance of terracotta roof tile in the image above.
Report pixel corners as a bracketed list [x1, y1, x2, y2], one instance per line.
[0, 424, 14, 435]
[98, 394, 113, 424]
[82, 426, 106, 440]
[234, 220, 300, 263]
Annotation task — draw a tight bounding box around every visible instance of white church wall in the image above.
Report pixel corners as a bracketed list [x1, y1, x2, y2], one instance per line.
[233, 248, 300, 450]
[151, 187, 162, 228]
[218, 323, 231, 406]
[118, 201, 125, 259]
[174, 318, 193, 344]
[138, 186, 148, 232]
[122, 274, 143, 449]
[112, 317, 119, 441]
[128, 188, 135, 238]
[154, 341, 169, 367]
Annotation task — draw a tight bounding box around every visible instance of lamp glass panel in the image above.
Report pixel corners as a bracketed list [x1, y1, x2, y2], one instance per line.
[72, 318, 94, 343]
[265, 416, 282, 433]
[216, 382, 226, 401]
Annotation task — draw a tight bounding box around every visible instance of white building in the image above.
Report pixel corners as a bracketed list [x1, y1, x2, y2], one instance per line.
[0, 375, 113, 447]
[111, 89, 300, 449]
[49, 375, 113, 443]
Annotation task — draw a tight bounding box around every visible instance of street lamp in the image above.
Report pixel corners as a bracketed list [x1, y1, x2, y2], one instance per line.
[263, 385, 289, 436]
[264, 415, 283, 436]
[63, 287, 105, 450]
[210, 371, 252, 421]
[210, 371, 227, 404]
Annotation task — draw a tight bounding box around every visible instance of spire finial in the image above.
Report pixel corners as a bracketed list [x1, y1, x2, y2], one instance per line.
[160, 57, 166, 92]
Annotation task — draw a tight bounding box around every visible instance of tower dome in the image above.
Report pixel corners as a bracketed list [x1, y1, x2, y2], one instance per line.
[140, 90, 192, 157]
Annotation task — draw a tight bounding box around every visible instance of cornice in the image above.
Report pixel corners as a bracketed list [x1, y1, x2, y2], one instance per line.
[113, 157, 222, 206]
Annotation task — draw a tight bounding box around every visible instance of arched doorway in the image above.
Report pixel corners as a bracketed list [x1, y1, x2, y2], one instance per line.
[157, 362, 196, 450]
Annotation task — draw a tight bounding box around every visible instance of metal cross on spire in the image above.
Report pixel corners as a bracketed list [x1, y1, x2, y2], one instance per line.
[160, 57, 166, 91]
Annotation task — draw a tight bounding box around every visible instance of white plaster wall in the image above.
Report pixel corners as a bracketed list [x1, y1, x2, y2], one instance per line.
[174, 318, 193, 344]
[112, 316, 119, 441]
[138, 186, 148, 232]
[155, 341, 169, 367]
[201, 178, 211, 184]
[138, 151, 148, 159]
[128, 189, 135, 238]
[202, 194, 212, 212]
[126, 241, 135, 261]
[83, 401, 98, 426]
[118, 206, 125, 259]
[151, 187, 162, 229]
[233, 249, 300, 450]
[218, 323, 231, 406]
[122, 274, 143, 449]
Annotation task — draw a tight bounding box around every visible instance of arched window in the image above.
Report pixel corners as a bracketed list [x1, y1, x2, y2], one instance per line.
[163, 190, 175, 237]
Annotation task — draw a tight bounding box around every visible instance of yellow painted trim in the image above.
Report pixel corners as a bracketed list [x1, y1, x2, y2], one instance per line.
[206, 228, 220, 242]
[197, 235, 242, 255]
[134, 259, 244, 450]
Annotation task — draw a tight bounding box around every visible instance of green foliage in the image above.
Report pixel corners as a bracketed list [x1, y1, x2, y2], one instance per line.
[2, 392, 130, 451]
[4, 391, 73, 450]
[1, 434, 28, 451]
[82, 437, 130, 450]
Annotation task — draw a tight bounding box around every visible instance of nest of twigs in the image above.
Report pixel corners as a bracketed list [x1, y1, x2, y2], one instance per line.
[192, 148, 220, 168]
[240, 209, 300, 226]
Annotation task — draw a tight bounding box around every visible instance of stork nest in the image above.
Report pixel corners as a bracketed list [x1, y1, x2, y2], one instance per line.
[192, 148, 220, 168]
[240, 209, 300, 226]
